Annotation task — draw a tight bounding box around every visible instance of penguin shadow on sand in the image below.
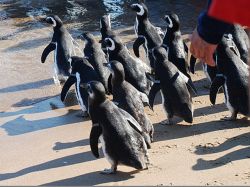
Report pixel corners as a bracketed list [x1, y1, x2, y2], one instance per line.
[0, 151, 98, 182]
[53, 139, 89, 151]
[42, 171, 134, 186]
[3, 37, 50, 52]
[0, 78, 54, 95]
[0, 94, 83, 136]
[192, 132, 250, 171]
[152, 93, 249, 143]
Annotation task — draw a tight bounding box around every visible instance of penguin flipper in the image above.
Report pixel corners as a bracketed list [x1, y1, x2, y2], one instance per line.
[190, 55, 197, 74]
[178, 72, 197, 95]
[118, 108, 143, 134]
[61, 76, 76, 102]
[41, 42, 56, 63]
[186, 79, 198, 96]
[90, 124, 102, 158]
[210, 75, 225, 105]
[133, 36, 145, 58]
[148, 83, 161, 111]
[183, 41, 188, 54]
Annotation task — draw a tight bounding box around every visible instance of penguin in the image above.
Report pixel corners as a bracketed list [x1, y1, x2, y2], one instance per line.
[103, 35, 152, 96]
[148, 46, 194, 125]
[99, 14, 116, 55]
[61, 56, 99, 117]
[225, 24, 250, 64]
[190, 24, 249, 82]
[86, 81, 149, 174]
[130, 1, 163, 68]
[162, 12, 192, 81]
[41, 15, 80, 85]
[80, 32, 112, 94]
[210, 36, 249, 120]
[106, 60, 154, 148]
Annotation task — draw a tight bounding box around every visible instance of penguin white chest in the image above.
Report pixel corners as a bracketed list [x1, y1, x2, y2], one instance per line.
[134, 17, 139, 36]
[76, 73, 87, 112]
[224, 83, 234, 113]
[53, 42, 59, 74]
[99, 135, 115, 165]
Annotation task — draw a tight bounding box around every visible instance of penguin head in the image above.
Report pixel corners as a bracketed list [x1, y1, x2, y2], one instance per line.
[100, 14, 112, 31]
[86, 81, 106, 104]
[152, 46, 169, 63]
[79, 32, 96, 43]
[108, 61, 125, 83]
[164, 12, 180, 32]
[130, 2, 148, 18]
[103, 36, 123, 52]
[45, 15, 63, 28]
[216, 35, 239, 60]
[215, 35, 240, 72]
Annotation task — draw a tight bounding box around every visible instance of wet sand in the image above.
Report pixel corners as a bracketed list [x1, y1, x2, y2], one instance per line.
[1, 4, 250, 186]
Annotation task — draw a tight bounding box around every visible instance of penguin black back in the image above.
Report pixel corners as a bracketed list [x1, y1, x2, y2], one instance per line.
[210, 36, 249, 119]
[81, 32, 111, 93]
[87, 81, 149, 174]
[131, 1, 163, 68]
[104, 35, 151, 95]
[109, 61, 154, 147]
[41, 15, 75, 82]
[149, 46, 193, 124]
[163, 12, 191, 80]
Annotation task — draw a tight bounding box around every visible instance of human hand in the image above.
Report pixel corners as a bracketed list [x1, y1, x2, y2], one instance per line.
[190, 29, 217, 67]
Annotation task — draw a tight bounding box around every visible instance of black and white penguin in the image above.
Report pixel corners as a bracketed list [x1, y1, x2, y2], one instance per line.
[162, 12, 192, 81]
[210, 36, 249, 120]
[86, 81, 149, 174]
[190, 24, 249, 83]
[100, 14, 115, 41]
[41, 15, 80, 85]
[103, 35, 152, 96]
[106, 60, 154, 148]
[225, 24, 250, 64]
[61, 56, 99, 117]
[148, 46, 194, 125]
[131, 1, 163, 68]
[80, 32, 111, 94]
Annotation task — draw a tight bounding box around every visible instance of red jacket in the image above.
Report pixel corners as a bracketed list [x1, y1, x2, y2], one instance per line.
[208, 0, 250, 27]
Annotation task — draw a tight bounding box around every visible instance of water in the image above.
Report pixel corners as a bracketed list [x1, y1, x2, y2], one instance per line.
[1, 0, 205, 33]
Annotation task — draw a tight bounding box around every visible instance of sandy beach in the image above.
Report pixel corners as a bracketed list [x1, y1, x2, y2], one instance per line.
[1, 3, 250, 186]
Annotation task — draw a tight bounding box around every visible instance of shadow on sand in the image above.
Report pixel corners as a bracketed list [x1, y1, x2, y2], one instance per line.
[192, 132, 250, 170]
[0, 151, 98, 182]
[42, 170, 135, 186]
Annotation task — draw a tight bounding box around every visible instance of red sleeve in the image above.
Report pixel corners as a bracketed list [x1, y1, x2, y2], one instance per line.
[208, 0, 250, 27]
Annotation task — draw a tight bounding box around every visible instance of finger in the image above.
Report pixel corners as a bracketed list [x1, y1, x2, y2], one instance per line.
[204, 54, 216, 67]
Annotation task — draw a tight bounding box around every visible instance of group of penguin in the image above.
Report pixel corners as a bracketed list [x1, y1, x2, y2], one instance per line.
[41, 0, 249, 174]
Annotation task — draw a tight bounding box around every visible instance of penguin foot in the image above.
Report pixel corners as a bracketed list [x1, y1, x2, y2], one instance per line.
[53, 77, 61, 86]
[100, 167, 117, 175]
[220, 116, 237, 121]
[160, 119, 174, 126]
[75, 111, 89, 118]
[221, 112, 238, 121]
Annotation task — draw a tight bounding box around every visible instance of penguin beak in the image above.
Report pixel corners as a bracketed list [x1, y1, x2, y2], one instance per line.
[40, 16, 47, 23]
